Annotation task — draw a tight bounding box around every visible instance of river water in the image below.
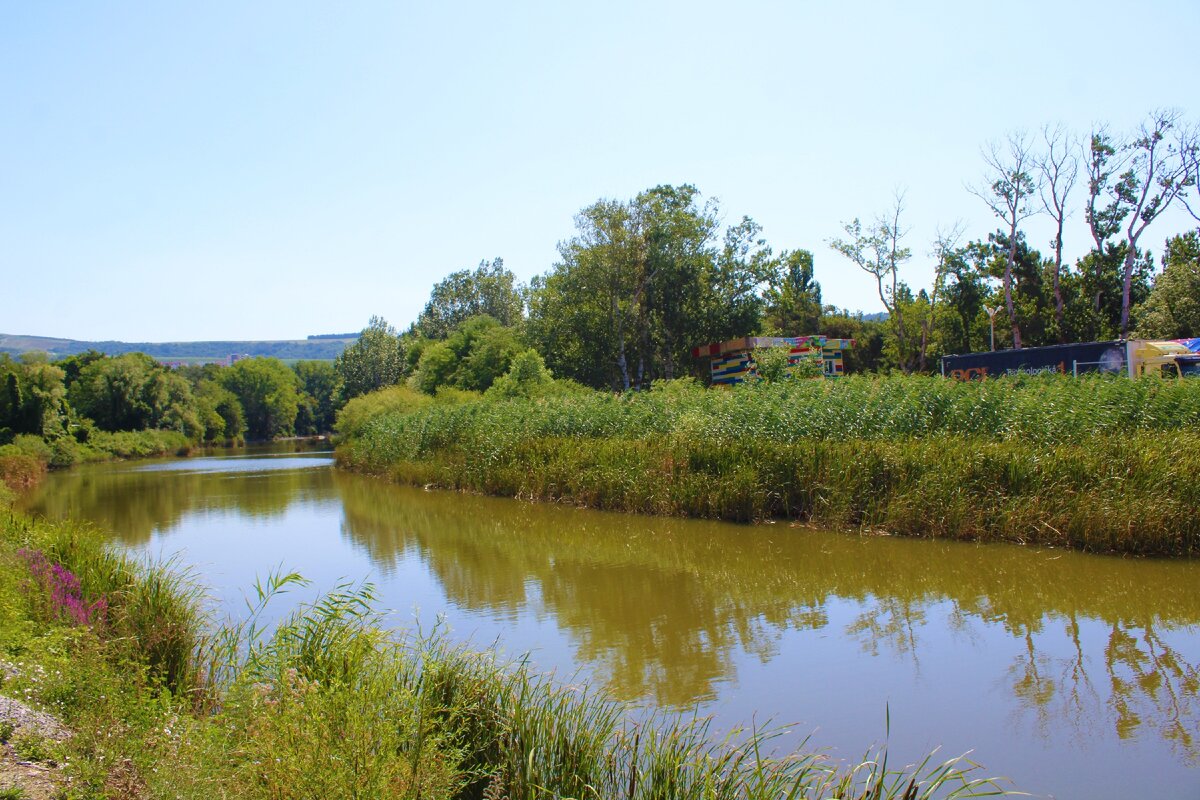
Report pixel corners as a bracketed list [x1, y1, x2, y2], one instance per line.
[18, 444, 1200, 799]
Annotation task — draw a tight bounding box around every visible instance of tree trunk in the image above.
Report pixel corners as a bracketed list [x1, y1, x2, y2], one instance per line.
[612, 295, 630, 391]
[1005, 224, 1022, 349]
[1120, 246, 1136, 337]
[1052, 222, 1066, 343]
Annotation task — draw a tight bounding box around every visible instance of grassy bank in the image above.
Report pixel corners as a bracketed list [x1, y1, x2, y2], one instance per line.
[336, 376, 1200, 556]
[0, 429, 192, 472]
[0, 508, 1010, 798]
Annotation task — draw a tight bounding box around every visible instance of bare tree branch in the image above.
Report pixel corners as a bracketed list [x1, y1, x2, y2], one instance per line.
[1037, 124, 1079, 341]
[830, 192, 914, 371]
[968, 131, 1042, 348]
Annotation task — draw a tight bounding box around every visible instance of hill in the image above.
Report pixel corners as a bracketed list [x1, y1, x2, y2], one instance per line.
[0, 333, 359, 362]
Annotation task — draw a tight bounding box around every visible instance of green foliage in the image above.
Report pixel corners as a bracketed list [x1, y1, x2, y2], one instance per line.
[485, 350, 554, 399]
[67, 353, 203, 439]
[527, 185, 771, 390]
[339, 374, 1200, 555]
[334, 316, 406, 402]
[193, 379, 245, 443]
[414, 315, 526, 395]
[219, 358, 301, 441]
[292, 360, 340, 434]
[0, 434, 54, 464]
[335, 385, 433, 440]
[0, 509, 1011, 799]
[1137, 230, 1200, 338]
[762, 248, 822, 334]
[417, 257, 524, 339]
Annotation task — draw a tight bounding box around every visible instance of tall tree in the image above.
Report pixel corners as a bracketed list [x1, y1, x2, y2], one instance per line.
[1086, 111, 1198, 335]
[1037, 125, 1078, 341]
[219, 358, 301, 440]
[293, 360, 340, 433]
[1114, 111, 1196, 335]
[970, 132, 1041, 349]
[762, 248, 822, 335]
[830, 194, 914, 371]
[916, 224, 963, 372]
[937, 245, 988, 355]
[528, 185, 752, 390]
[334, 316, 407, 401]
[417, 258, 524, 339]
[1136, 230, 1200, 339]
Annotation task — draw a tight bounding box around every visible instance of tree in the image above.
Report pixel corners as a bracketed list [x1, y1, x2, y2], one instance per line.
[970, 132, 1041, 349]
[937, 242, 988, 355]
[335, 316, 406, 402]
[1037, 125, 1078, 341]
[68, 353, 202, 438]
[528, 185, 754, 390]
[413, 316, 525, 394]
[1136, 230, 1200, 339]
[1086, 111, 1198, 336]
[485, 350, 554, 399]
[762, 249, 822, 335]
[293, 361, 340, 433]
[830, 194, 914, 371]
[219, 358, 301, 440]
[194, 380, 246, 442]
[915, 224, 963, 372]
[416, 258, 524, 339]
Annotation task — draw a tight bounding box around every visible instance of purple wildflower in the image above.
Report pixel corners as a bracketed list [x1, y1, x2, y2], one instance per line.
[18, 548, 107, 627]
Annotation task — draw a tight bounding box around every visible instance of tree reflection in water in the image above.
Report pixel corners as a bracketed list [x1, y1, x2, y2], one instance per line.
[332, 471, 1200, 760]
[20, 453, 1200, 763]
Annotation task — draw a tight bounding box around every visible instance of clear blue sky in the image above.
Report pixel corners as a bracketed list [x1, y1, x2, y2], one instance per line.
[2, 1, 1197, 341]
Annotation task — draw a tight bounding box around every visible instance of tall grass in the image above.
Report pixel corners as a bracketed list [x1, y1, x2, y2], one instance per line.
[6, 514, 208, 694]
[175, 580, 1010, 800]
[337, 375, 1200, 555]
[0, 511, 1012, 799]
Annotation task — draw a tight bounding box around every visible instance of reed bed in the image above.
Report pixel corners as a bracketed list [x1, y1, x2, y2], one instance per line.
[337, 375, 1200, 555]
[0, 512, 1011, 799]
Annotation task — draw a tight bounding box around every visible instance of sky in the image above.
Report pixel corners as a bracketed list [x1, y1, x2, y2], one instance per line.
[2, 0, 1198, 342]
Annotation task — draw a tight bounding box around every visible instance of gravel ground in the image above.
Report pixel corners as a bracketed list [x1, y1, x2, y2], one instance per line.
[0, 693, 71, 799]
[0, 695, 72, 742]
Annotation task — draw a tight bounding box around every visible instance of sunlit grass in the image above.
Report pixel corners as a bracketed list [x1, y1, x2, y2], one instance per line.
[337, 374, 1200, 555]
[0, 512, 1015, 799]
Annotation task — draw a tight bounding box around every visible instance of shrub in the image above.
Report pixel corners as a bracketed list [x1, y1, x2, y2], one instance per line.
[334, 385, 432, 439]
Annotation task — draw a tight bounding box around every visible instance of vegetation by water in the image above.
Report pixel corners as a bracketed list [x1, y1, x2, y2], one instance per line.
[336, 374, 1200, 556]
[0, 506, 1010, 799]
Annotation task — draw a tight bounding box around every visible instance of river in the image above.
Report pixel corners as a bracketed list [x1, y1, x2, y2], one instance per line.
[18, 443, 1200, 799]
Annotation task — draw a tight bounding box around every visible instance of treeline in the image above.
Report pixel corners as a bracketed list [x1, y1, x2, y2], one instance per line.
[0, 351, 343, 469]
[338, 112, 1199, 395]
[0, 334, 355, 361]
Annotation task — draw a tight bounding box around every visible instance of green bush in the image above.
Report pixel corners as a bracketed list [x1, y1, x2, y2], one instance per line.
[335, 385, 433, 440]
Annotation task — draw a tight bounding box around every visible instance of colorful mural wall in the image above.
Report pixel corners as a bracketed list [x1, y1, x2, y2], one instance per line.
[690, 336, 855, 386]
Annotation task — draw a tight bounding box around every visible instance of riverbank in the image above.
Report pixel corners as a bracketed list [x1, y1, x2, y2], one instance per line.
[335, 375, 1200, 556]
[0, 428, 193, 474]
[0, 506, 1009, 798]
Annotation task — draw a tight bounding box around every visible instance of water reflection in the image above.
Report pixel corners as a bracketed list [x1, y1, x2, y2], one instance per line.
[331, 471, 1200, 762]
[19, 451, 1200, 781]
[21, 449, 335, 545]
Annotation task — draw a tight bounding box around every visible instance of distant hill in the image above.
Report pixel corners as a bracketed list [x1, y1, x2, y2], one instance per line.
[0, 333, 359, 362]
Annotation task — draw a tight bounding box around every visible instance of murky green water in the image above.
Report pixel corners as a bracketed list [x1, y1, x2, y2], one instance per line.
[19, 444, 1200, 799]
